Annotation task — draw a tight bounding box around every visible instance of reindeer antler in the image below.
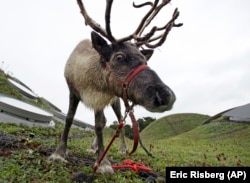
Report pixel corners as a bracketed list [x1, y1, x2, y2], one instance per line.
[76, 0, 182, 48]
[141, 7, 183, 48]
[77, 0, 116, 43]
[118, 0, 183, 48]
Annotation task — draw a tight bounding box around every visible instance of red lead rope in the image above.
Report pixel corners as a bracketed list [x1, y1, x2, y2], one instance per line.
[128, 111, 139, 155]
[112, 159, 152, 173]
[94, 63, 149, 172]
[93, 110, 139, 172]
[93, 121, 125, 172]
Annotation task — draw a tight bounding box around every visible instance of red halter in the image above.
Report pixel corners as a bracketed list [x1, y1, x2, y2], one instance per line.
[105, 63, 149, 109]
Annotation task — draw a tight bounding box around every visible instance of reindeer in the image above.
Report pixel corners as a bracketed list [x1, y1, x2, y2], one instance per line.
[49, 0, 182, 174]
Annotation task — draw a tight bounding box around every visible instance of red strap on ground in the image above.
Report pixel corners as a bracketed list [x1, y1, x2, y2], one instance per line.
[112, 159, 152, 173]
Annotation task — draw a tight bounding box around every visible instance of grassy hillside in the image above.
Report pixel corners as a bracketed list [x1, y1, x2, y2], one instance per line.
[140, 113, 249, 167]
[141, 120, 250, 167]
[141, 113, 209, 140]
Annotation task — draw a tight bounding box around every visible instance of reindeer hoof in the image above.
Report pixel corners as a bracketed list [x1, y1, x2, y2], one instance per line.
[86, 149, 97, 154]
[119, 147, 127, 154]
[95, 158, 114, 174]
[48, 153, 68, 163]
[119, 143, 127, 154]
[119, 149, 127, 154]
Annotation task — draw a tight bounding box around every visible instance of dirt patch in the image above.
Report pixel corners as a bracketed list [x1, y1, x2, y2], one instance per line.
[0, 131, 32, 156]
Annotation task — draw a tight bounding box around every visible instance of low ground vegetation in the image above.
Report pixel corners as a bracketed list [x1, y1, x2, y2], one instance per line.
[0, 114, 249, 182]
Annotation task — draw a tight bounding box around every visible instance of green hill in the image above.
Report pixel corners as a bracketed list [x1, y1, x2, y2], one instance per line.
[139, 113, 249, 166]
[146, 121, 250, 166]
[141, 113, 209, 140]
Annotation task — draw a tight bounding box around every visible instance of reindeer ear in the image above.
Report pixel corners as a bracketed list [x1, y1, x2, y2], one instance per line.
[140, 49, 154, 61]
[91, 31, 111, 61]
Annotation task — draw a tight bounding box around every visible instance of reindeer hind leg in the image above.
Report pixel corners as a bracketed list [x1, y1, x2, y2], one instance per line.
[111, 98, 127, 153]
[94, 110, 114, 174]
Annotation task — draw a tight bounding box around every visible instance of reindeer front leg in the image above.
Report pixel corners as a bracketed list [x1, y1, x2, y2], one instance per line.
[49, 91, 79, 162]
[94, 110, 114, 174]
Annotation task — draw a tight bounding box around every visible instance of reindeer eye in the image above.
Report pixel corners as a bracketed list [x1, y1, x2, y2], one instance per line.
[115, 54, 124, 62]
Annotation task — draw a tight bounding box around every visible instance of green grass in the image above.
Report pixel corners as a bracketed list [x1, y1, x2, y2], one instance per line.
[0, 71, 22, 99]
[141, 113, 209, 140]
[146, 121, 249, 167]
[0, 114, 249, 182]
[0, 123, 147, 183]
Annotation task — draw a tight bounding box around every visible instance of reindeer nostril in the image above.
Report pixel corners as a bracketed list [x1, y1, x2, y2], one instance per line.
[154, 91, 167, 106]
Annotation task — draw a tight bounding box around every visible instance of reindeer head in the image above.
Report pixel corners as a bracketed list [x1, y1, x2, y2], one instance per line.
[77, 0, 182, 112]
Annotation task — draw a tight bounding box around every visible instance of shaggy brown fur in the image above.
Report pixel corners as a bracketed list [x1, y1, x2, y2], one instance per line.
[49, 32, 176, 174]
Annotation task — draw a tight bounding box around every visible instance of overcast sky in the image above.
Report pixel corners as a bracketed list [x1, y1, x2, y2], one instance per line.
[1, 0, 249, 126]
